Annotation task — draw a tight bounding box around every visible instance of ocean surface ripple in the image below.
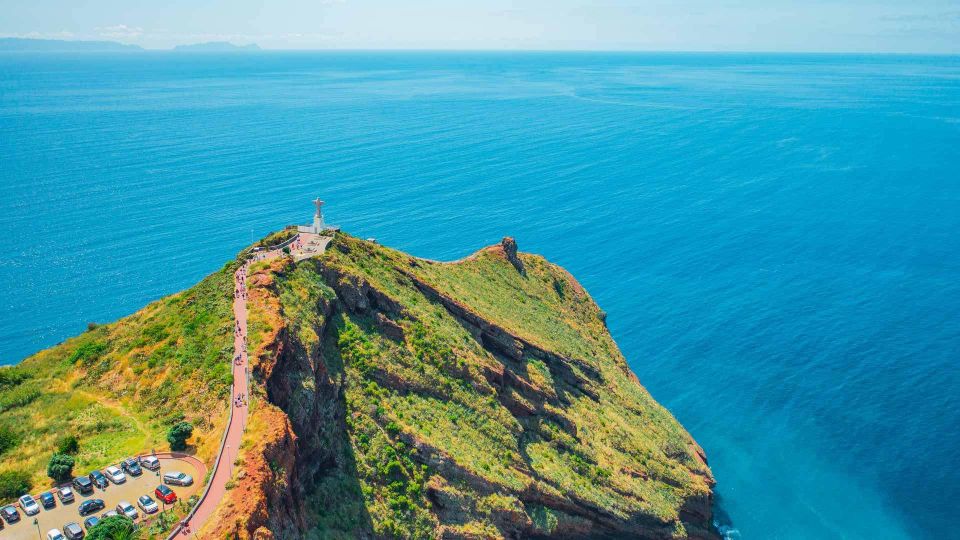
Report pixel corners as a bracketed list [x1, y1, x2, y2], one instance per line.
[2, 51, 958, 539]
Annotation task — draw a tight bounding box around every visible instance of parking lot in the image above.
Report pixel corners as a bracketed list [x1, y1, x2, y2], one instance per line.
[2, 456, 205, 539]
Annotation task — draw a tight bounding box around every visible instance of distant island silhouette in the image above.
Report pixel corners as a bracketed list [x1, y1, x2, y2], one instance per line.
[0, 37, 261, 52]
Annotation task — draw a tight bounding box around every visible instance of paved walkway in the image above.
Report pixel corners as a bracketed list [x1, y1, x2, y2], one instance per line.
[174, 234, 327, 537]
[177, 263, 251, 535]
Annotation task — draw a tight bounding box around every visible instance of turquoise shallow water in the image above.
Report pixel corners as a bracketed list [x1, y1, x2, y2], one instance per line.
[1, 52, 959, 539]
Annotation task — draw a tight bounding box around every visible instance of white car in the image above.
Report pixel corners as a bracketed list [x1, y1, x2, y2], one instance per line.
[19, 494, 40, 515]
[104, 465, 126, 484]
[46, 529, 66, 540]
[137, 494, 158, 514]
[116, 500, 138, 520]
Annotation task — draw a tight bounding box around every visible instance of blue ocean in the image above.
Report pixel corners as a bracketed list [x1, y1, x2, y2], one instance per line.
[1, 52, 958, 538]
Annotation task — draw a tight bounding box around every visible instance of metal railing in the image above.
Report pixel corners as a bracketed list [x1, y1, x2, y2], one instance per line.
[265, 232, 298, 251]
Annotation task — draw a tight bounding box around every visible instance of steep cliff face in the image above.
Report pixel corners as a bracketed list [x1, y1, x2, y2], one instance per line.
[216, 233, 717, 540]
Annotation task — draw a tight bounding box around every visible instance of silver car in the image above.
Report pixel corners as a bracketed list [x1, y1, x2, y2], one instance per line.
[116, 500, 138, 520]
[139, 455, 160, 470]
[163, 471, 193, 486]
[19, 494, 40, 516]
[104, 465, 126, 484]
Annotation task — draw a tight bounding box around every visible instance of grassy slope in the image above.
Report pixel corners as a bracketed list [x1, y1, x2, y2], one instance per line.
[274, 234, 712, 538]
[0, 262, 236, 499]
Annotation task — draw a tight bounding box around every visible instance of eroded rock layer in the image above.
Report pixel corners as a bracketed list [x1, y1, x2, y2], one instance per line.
[209, 233, 717, 540]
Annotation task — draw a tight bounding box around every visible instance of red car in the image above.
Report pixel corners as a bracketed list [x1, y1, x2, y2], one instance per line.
[154, 484, 177, 504]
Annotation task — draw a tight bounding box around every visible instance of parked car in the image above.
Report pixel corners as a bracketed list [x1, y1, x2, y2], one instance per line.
[77, 498, 104, 516]
[104, 466, 126, 484]
[121, 457, 142, 476]
[72, 476, 93, 495]
[57, 486, 75, 503]
[154, 484, 177, 504]
[19, 493, 40, 515]
[116, 500, 137, 520]
[82, 516, 100, 530]
[100, 510, 119, 519]
[47, 529, 67, 540]
[1, 504, 20, 523]
[140, 455, 160, 471]
[137, 494, 158, 514]
[88, 470, 108, 489]
[41, 491, 56, 509]
[63, 522, 85, 540]
[163, 471, 194, 486]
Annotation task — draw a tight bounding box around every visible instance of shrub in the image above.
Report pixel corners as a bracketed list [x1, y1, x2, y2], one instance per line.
[68, 340, 107, 365]
[57, 434, 80, 455]
[87, 515, 137, 540]
[0, 385, 41, 412]
[167, 421, 194, 451]
[0, 470, 31, 500]
[0, 367, 29, 390]
[47, 453, 75, 483]
[0, 426, 18, 455]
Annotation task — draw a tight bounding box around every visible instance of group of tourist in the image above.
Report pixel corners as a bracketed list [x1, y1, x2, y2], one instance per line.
[234, 265, 248, 409]
[234, 393, 247, 408]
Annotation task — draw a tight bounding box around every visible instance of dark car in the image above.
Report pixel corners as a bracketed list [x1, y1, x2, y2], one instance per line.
[154, 484, 177, 504]
[72, 476, 93, 495]
[40, 491, 56, 509]
[120, 457, 142, 476]
[1, 504, 20, 523]
[63, 522, 85, 540]
[82, 516, 100, 530]
[88, 470, 108, 489]
[77, 498, 104, 516]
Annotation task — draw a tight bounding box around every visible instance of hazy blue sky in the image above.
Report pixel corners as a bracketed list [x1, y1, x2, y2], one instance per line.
[3, 0, 959, 53]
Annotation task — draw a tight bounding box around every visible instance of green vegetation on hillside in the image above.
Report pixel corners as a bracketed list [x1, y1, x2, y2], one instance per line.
[0, 262, 236, 499]
[263, 233, 713, 538]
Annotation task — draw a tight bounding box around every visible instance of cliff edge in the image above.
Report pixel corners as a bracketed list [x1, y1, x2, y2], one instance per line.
[207, 232, 717, 539]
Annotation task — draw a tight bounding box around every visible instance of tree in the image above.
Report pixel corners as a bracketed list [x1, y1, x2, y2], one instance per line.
[86, 515, 137, 540]
[57, 434, 80, 455]
[47, 453, 75, 483]
[0, 470, 31, 500]
[167, 421, 194, 451]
